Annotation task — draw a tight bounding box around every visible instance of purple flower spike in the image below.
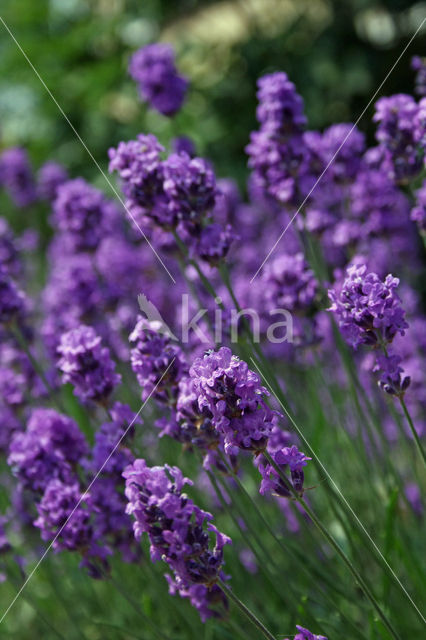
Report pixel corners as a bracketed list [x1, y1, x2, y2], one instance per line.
[128, 43, 188, 116]
[38, 161, 68, 201]
[52, 178, 118, 251]
[123, 459, 231, 620]
[189, 347, 277, 454]
[328, 264, 408, 350]
[129, 317, 186, 404]
[34, 478, 92, 551]
[57, 325, 121, 404]
[0, 147, 37, 207]
[246, 71, 306, 203]
[8, 408, 87, 492]
[373, 94, 423, 181]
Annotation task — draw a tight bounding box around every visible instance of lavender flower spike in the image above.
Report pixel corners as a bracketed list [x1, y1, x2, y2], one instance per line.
[128, 43, 188, 116]
[189, 347, 277, 454]
[328, 264, 408, 350]
[57, 325, 121, 404]
[124, 459, 231, 620]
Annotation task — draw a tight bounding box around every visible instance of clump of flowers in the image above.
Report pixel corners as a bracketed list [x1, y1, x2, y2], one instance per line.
[373, 94, 423, 182]
[189, 347, 277, 454]
[412, 56, 426, 96]
[329, 263, 410, 396]
[123, 459, 231, 621]
[129, 317, 186, 404]
[37, 161, 68, 202]
[0, 147, 37, 207]
[109, 135, 235, 264]
[262, 252, 318, 313]
[8, 408, 88, 492]
[246, 71, 307, 203]
[328, 264, 408, 350]
[52, 178, 118, 252]
[57, 325, 121, 404]
[34, 478, 92, 551]
[128, 43, 188, 116]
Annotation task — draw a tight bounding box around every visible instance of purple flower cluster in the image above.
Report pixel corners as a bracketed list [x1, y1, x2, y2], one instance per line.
[412, 56, 426, 97]
[128, 43, 188, 116]
[328, 264, 408, 350]
[258, 445, 310, 498]
[57, 325, 121, 404]
[8, 408, 87, 492]
[189, 347, 276, 454]
[246, 72, 307, 203]
[129, 317, 186, 403]
[373, 94, 423, 182]
[52, 178, 118, 252]
[0, 218, 20, 276]
[109, 135, 235, 263]
[37, 161, 68, 202]
[34, 478, 91, 551]
[123, 459, 231, 620]
[262, 252, 318, 313]
[0, 147, 37, 207]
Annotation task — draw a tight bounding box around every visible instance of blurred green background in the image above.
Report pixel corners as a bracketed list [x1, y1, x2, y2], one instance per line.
[0, 0, 425, 190]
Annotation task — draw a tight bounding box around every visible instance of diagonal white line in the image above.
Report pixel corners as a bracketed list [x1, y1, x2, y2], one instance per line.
[249, 356, 426, 624]
[0, 16, 176, 284]
[0, 358, 176, 624]
[251, 16, 426, 283]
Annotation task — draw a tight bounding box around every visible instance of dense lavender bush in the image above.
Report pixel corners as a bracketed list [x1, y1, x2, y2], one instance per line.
[0, 39, 424, 640]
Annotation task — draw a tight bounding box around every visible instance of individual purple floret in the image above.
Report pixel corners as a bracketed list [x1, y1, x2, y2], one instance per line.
[52, 178, 118, 251]
[411, 180, 426, 233]
[189, 347, 277, 454]
[262, 252, 318, 313]
[128, 43, 188, 116]
[57, 325, 121, 404]
[38, 161, 68, 201]
[328, 264, 408, 350]
[129, 317, 186, 404]
[34, 478, 92, 551]
[0, 271, 27, 327]
[258, 445, 310, 498]
[373, 94, 422, 182]
[284, 625, 328, 640]
[412, 56, 426, 96]
[0, 147, 37, 207]
[246, 72, 306, 203]
[8, 408, 87, 492]
[123, 459, 231, 620]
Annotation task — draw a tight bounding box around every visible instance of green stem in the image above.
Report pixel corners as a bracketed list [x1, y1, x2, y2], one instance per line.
[264, 452, 401, 640]
[399, 397, 426, 467]
[217, 579, 276, 640]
